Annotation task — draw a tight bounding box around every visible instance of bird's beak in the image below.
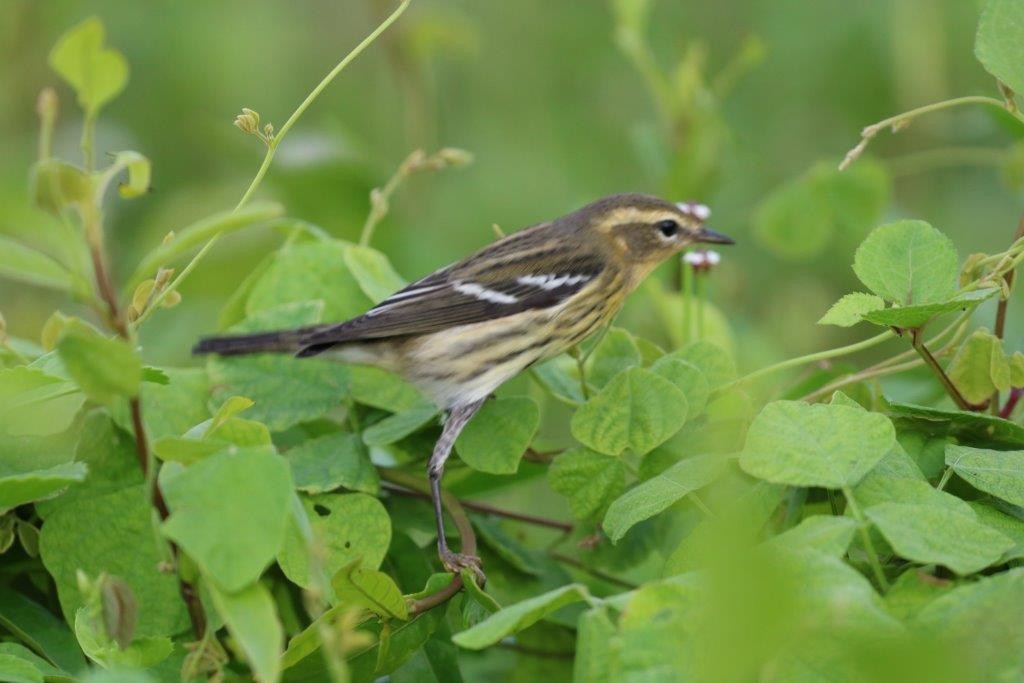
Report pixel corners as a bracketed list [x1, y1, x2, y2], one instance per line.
[695, 227, 734, 245]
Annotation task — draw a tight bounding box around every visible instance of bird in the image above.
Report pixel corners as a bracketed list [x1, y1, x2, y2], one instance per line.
[193, 192, 733, 577]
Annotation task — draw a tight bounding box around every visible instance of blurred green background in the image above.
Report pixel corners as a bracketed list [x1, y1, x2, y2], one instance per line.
[2, 0, 1020, 378]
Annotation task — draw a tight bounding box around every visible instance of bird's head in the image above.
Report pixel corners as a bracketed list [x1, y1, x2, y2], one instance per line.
[579, 193, 733, 268]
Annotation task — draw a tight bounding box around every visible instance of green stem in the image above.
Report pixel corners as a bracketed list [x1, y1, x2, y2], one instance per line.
[910, 329, 977, 410]
[841, 487, 890, 591]
[841, 95, 1024, 170]
[726, 330, 895, 390]
[235, 0, 412, 213]
[570, 347, 590, 400]
[799, 312, 971, 403]
[81, 112, 97, 172]
[155, 0, 412, 308]
[936, 467, 954, 491]
[682, 259, 695, 344]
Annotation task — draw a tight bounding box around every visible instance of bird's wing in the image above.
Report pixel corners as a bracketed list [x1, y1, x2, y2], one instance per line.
[296, 232, 604, 354]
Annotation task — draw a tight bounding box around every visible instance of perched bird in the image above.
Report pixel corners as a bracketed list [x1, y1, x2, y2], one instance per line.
[194, 193, 733, 576]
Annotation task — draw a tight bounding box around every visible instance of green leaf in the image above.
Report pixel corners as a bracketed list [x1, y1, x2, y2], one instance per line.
[946, 329, 1011, 405]
[649, 357, 710, 417]
[472, 516, 542, 576]
[914, 567, 1024, 677]
[57, 322, 141, 405]
[739, 401, 895, 488]
[975, 0, 1024, 95]
[571, 367, 688, 456]
[0, 587, 86, 673]
[247, 240, 373, 322]
[0, 236, 78, 294]
[348, 365, 424, 412]
[865, 502, 1012, 575]
[207, 302, 351, 431]
[29, 160, 91, 216]
[765, 515, 858, 558]
[817, 292, 885, 327]
[883, 398, 1024, 447]
[278, 493, 391, 591]
[852, 219, 958, 306]
[969, 502, 1024, 561]
[946, 444, 1024, 507]
[161, 447, 292, 591]
[861, 288, 997, 328]
[285, 432, 379, 495]
[531, 356, 584, 405]
[667, 340, 735, 388]
[883, 569, 954, 622]
[202, 395, 254, 436]
[452, 584, 591, 650]
[0, 462, 87, 512]
[362, 403, 438, 447]
[602, 454, 724, 543]
[332, 560, 409, 620]
[574, 606, 616, 683]
[34, 413, 142, 519]
[111, 367, 210, 441]
[208, 581, 282, 683]
[0, 653, 43, 683]
[548, 448, 626, 521]
[754, 160, 890, 262]
[0, 644, 69, 683]
[342, 245, 407, 304]
[456, 397, 539, 474]
[0, 367, 84, 437]
[48, 18, 128, 116]
[754, 164, 832, 261]
[73, 608, 171, 669]
[38, 486, 187, 636]
[586, 327, 641, 387]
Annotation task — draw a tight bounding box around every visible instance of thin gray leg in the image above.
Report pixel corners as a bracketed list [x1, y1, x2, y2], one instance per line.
[428, 399, 485, 574]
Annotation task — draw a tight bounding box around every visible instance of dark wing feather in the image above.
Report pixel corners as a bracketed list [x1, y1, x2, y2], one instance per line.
[296, 232, 604, 355]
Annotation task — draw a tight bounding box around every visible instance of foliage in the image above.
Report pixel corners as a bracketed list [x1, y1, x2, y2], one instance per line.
[2, 3, 1024, 682]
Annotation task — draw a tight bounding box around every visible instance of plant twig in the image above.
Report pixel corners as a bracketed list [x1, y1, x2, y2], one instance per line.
[994, 214, 1024, 341]
[87, 231, 207, 638]
[798, 311, 972, 403]
[910, 328, 982, 411]
[145, 0, 413, 310]
[1001, 388, 1023, 420]
[839, 95, 1024, 171]
[380, 481, 573, 532]
[726, 330, 895, 390]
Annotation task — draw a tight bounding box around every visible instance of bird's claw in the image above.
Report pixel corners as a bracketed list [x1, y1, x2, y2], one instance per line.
[441, 549, 485, 586]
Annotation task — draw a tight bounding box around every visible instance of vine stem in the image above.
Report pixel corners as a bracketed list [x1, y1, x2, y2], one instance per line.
[840, 95, 1024, 171]
[799, 310, 972, 403]
[910, 328, 980, 410]
[380, 481, 573, 532]
[841, 487, 890, 591]
[142, 0, 413, 314]
[994, 214, 1024, 341]
[236, 0, 412, 212]
[725, 330, 894, 390]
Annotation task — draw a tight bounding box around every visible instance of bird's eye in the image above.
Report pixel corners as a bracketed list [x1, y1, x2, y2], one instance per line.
[656, 219, 679, 238]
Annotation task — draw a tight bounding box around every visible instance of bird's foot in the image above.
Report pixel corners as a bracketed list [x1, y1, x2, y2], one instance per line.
[440, 549, 485, 586]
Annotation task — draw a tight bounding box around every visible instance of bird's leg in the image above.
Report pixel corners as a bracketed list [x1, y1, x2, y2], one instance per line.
[428, 399, 485, 581]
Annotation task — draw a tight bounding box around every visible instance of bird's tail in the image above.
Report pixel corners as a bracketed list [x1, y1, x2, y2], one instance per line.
[192, 326, 324, 356]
